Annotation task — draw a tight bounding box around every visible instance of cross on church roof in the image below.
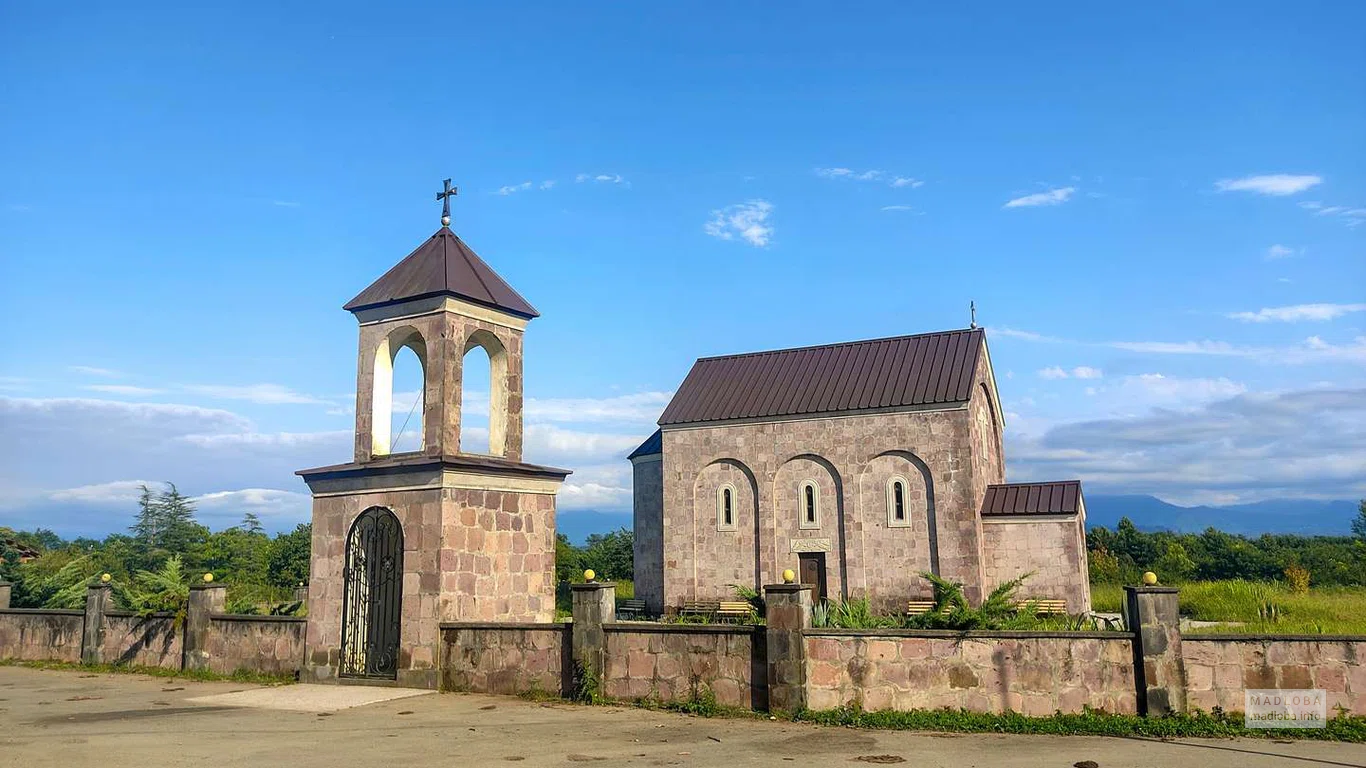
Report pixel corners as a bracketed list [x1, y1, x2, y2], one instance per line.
[436, 178, 458, 226]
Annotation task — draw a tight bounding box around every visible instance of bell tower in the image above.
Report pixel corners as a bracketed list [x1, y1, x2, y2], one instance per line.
[298, 181, 570, 688]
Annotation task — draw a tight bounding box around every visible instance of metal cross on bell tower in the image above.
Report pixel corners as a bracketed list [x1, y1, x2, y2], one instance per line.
[436, 178, 458, 227]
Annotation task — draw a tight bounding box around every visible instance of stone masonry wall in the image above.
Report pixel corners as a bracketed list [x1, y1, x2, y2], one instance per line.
[440, 623, 570, 696]
[631, 456, 665, 614]
[305, 484, 557, 688]
[206, 616, 306, 677]
[0, 610, 83, 663]
[980, 516, 1091, 613]
[101, 612, 182, 669]
[305, 487, 445, 687]
[804, 630, 1138, 715]
[659, 403, 990, 609]
[1183, 636, 1366, 715]
[602, 624, 766, 709]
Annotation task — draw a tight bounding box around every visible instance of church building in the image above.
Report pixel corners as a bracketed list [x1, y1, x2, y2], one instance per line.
[630, 328, 1091, 616]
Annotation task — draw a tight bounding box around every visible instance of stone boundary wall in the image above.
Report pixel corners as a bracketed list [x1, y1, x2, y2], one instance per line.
[1183, 635, 1366, 716]
[439, 622, 571, 696]
[602, 623, 766, 710]
[804, 629, 1137, 715]
[0, 609, 84, 663]
[0, 589, 304, 679]
[206, 615, 306, 677]
[101, 612, 182, 669]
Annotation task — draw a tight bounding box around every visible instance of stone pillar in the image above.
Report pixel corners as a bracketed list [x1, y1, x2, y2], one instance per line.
[0, 581, 11, 609]
[764, 583, 813, 713]
[184, 584, 226, 672]
[570, 581, 616, 700]
[1125, 585, 1186, 715]
[81, 584, 112, 665]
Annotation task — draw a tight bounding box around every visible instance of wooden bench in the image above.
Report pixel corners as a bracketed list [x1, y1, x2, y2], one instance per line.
[1016, 598, 1068, 615]
[906, 600, 936, 616]
[617, 599, 647, 619]
[680, 600, 755, 620]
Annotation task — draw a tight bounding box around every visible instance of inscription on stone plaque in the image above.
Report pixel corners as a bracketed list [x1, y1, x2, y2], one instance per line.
[790, 538, 832, 553]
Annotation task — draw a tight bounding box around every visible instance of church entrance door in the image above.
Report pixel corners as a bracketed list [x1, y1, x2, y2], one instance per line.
[340, 507, 404, 680]
[798, 552, 827, 603]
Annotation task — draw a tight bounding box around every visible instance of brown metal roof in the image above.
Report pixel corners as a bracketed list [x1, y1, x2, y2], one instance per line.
[657, 328, 985, 426]
[343, 227, 540, 317]
[980, 481, 1083, 516]
[297, 452, 571, 481]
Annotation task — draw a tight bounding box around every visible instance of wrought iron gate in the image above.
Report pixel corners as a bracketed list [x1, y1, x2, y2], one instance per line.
[340, 507, 403, 679]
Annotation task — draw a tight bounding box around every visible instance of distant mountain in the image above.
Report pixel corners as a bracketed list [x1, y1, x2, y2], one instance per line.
[1085, 495, 1360, 536]
[560, 496, 1360, 543]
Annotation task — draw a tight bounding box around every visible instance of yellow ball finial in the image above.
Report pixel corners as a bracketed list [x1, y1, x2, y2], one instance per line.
[583, 569, 596, 583]
[782, 569, 796, 584]
[203, 573, 214, 583]
[100, 573, 111, 583]
[1142, 571, 1158, 586]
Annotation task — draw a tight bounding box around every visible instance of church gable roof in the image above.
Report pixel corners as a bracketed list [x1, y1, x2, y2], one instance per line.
[658, 328, 985, 426]
[343, 227, 540, 318]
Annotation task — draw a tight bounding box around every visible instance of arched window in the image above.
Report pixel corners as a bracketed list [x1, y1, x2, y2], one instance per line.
[369, 327, 426, 458]
[460, 343, 492, 454]
[887, 476, 910, 528]
[388, 344, 424, 453]
[461, 329, 509, 456]
[799, 481, 821, 529]
[716, 484, 737, 531]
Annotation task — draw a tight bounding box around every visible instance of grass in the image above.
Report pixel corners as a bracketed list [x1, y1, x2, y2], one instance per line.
[1090, 581, 1366, 635]
[0, 657, 297, 685]
[792, 705, 1366, 743]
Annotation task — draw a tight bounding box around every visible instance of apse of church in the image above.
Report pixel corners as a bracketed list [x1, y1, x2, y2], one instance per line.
[298, 181, 570, 688]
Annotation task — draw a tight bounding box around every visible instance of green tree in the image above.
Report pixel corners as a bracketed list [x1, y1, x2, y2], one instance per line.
[581, 528, 633, 581]
[266, 524, 312, 588]
[1352, 499, 1366, 540]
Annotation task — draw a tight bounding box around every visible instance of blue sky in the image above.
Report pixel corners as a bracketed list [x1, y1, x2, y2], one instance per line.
[2, 2, 1363, 536]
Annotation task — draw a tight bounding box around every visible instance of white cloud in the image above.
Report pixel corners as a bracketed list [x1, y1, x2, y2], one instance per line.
[1038, 366, 1104, 380]
[556, 481, 631, 510]
[526, 391, 671, 423]
[1228, 303, 1366, 323]
[183, 383, 327, 405]
[0, 376, 28, 391]
[540, 180, 556, 190]
[190, 488, 312, 526]
[704, 200, 774, 247]
[84, 384, 166, 396]
[69, 366, 122, 377]
[996, 327, 1366, 365]
[497, 181, 533, 195]
[271, 200, 301, 208]
[890, 177, 923, 188]
[1008, 386, 1364, 503]
[880, 205, 914, 212]
[1298, 200, 1366, 228]
[576, 173, 624, 184]
[1004, 187, 1075, 208]
[1215, 174, 1322, 196]
[1265, 244, 1300, 260]
[48, 480, 159, 504]
[815, 167, 855, 179]
[817, 168, 923, 188]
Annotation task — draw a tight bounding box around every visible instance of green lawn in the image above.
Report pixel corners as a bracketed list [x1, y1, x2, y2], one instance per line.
[1092, 580, 1366, 635]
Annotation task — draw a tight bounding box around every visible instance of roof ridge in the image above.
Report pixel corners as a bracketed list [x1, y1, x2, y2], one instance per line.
[445, 229, 499, 304]
[695, 327, 981, 363]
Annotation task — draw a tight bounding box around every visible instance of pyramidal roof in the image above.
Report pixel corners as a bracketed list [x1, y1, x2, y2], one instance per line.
[343, 227, 539, 318]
